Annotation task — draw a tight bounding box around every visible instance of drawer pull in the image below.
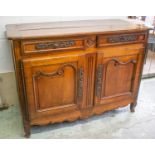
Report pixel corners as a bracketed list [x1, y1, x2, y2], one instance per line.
[108, 35, 137, 43]
[35, 40, 76, 50]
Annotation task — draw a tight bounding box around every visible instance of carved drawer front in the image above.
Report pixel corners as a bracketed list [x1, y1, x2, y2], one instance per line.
[97, 33, 147, 47]
[21, 38, 86, 55]
[22, 54, 86, 121]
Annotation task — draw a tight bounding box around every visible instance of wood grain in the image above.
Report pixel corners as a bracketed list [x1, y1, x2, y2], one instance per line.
[6, 19, 149, 39]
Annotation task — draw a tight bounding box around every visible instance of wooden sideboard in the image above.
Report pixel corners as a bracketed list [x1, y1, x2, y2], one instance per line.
[6, 19, 150, 137]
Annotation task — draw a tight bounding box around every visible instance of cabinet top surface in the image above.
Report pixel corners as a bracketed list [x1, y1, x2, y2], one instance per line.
[6, 19, 149, 40]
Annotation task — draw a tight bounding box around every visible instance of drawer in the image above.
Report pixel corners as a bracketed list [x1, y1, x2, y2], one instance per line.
[21, 37, 96, 55]
[97, 32, 147, 47]
[97, 44, 145, 58]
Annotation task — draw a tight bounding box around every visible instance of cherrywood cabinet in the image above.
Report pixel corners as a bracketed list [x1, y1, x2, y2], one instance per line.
[6, 19, 150, 137]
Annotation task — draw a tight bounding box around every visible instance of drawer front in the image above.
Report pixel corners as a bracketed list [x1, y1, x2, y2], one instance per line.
[97, 32, 147, 47]
[21, 37, 96, 55]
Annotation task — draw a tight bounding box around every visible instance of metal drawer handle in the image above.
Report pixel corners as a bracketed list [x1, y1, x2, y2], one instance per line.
[35, 40, 76, 50]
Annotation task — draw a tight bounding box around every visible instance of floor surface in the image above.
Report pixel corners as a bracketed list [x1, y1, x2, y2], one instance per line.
[0, 78, 155, 139]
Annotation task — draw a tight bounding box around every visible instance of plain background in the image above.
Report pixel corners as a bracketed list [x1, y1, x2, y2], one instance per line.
[0, 0, 155, 155]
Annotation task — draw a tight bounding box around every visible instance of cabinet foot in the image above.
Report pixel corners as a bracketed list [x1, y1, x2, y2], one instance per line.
[130, 102, 137, 113]
[24, 121, 31, 138]
[24, 131, 30, 138]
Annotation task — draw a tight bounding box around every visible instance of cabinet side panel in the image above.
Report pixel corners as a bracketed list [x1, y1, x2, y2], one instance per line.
[11, 40, 30, 136]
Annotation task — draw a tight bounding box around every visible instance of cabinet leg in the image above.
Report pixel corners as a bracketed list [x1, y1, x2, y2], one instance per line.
[130, 101, 137, 113]
[24, 121, 31, 138]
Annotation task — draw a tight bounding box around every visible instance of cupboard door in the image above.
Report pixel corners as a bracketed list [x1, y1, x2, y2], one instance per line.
[22, 53, 86, 121]
[95, 50, 144, 105]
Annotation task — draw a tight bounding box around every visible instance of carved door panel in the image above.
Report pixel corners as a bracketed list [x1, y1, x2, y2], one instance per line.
[22, 54, 86, 120]
[95, 52, 144, 105]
